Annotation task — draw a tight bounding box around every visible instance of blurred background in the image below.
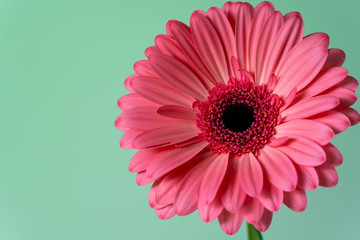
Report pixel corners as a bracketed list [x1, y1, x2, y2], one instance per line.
[0, 0, 359, 239]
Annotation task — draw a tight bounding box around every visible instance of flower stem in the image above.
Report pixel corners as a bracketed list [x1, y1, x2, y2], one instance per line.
[247, 223, 262, 240]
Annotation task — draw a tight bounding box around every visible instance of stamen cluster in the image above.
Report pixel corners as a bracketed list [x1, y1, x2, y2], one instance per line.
[195, 77, 281, 155]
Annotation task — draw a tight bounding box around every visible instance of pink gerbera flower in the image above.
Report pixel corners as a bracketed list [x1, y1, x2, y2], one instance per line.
[115, 1, 359, 235]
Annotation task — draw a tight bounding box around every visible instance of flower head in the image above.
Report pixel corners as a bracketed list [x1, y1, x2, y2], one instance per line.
[115, 1, 359, 235]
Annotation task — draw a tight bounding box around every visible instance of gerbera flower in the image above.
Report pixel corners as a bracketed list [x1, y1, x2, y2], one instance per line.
[115, 1, 359, 235]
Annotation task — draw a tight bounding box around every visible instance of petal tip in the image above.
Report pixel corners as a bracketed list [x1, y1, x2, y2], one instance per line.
[257, 1, 274, 8]
[289, 11, 303, 20]
[318, 32, 329, 42]
[114, 115, 123, 129]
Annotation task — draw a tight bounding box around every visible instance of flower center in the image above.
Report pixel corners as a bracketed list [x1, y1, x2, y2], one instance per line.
[195, 73, 281, 155]
[221, 104, 254, 133]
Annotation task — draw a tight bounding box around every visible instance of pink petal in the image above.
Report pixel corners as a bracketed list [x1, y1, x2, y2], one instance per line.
[157, 105, 197, 120]
[148, 52, 208, 100]
[273, 47, 328, 99]
[231, 56, 242, 80]
[129, 148, 161, 173]
[155, 171, 186, 205]
[258, 180, 283, 212]
[190, 11, 229, 84]
[316, 167, 339, 187]
[174, 154, 215, 216]
[283, 11, 301, 21]
[221, 1, 241, 31]
[117, 93, 157, 111]
[254, 1, 275, 13]
[218, 209, 244, 235]
[275, 119, 334, 146]
[124, 74, 136, 93]
[148, 180, 166, 209]
[198, 193, 224, 223]
[235, 2, 255, 70]
[281, 96, 339, 121]
[120, 129, 142, 149]
[248, 2, 275, 75]
[283, 190, 307, 212]
[156, 152, 211, 205]
[155, 34, 189, 63]
[337, 76, 359, 92]
[253, 209, 273, 232]
[207, 7, 236, 77]
[238, 68, 255, 83]
[296, 67, 348, 99]
[267, 74, 278, 92]
[280, 87, 297, 111]
[267, 136, 289, 147]
[276, 136, 326, 166]
[132, 124, 199, 149]
[238, 153, 263, 197]
[342, 108, 360, 126]
[156, 174, 184, 205]
[257, 146, 298, 191]
[295, 165, 319, 191]
[115, 107, 184, 131]
[144, 46, 160, 58]
[155, 34, 214, 90]
[310, 110, 351, 134]
[156, 204, 176, 220]
[146, 141, 208, 180]
[220, 1, 232, 17]
[324, 87, 358, 110]
[166, 20, 216, 84]
[133, 60, 157, 77]
[221, 156, 247, 213]
[256, 11, 284, 84]
[321, 143, 343, 168]
[274, 33, 329, 76]
[198, 153, 229, 204]
[129, 76, 194, 107]
[239, 197, 264, 224]
[260, 14, 304, 86]
[174, 137, 202, 148]
[322, 48, 346, 70]
[136, 171, 155, 186]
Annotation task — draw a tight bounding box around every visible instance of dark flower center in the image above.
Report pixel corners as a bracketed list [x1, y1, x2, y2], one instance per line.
[195, 75, 282, 155]
[222, 104, 254, 133]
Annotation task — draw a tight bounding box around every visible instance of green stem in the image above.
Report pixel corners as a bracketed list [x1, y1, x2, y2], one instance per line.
[247, 223, 263, 240]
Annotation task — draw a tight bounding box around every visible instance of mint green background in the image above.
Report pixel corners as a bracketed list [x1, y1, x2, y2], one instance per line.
[0, 0, 359, 239]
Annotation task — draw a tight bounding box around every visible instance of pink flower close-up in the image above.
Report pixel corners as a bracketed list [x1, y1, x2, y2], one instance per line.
[115, 1, 359, 235]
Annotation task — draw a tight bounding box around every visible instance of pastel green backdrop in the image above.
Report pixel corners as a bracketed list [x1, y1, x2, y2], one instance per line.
[0, 0, 359, 239]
